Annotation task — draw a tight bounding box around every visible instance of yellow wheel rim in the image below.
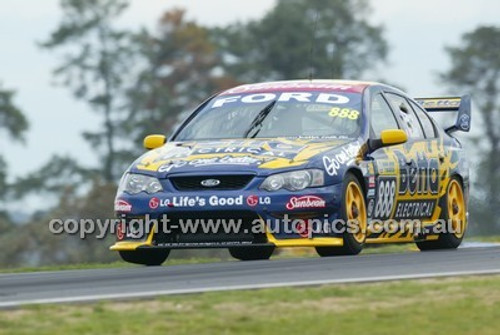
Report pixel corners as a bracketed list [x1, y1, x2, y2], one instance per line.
[345, 181, 367, 243]
[447, 179, 466, 238]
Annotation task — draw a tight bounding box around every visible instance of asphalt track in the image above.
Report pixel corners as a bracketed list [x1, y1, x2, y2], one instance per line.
[0, 245, 499, 308]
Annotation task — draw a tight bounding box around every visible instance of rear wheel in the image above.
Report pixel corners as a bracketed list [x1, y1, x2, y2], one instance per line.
[229, 246, 275, 261]
[316, 173, 367, 257]
[119, 249, 170, 266]
[416, 177, 466, 251]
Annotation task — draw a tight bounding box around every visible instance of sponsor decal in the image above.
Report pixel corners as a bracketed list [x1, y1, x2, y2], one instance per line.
[417, 98, 461, 110]
[393, 200, 436, 220]
[368, 176, 376, 188]
[151, 195, 245, 208]
[373, 177, 396, 220]
[459, 114, 470, 131]
[376, 160, 396, 175]
[193, 147, 263, 155]
[209, 195, 243, 207]
[163, 196, 205, 207]
[295, 220, 311, 238]
[286, 195, 326, 210]
[115, 199, 132, 213]
[158, 156, 267, 173]
[116, 222, 125, 240]
[367, 199, 375, 217]
[323, 142, 360, 176]
[221, 82, 356, 95]
[247, 195, 258, 207]
[149, 197, 160, 209]
[191, 140, 304, 157]
[367, 176, 376, 198]
[200, 179, 221, 187]
[246, 195, 272, 207]
[394, 151, 439, 195]
[328, 107, 360, 120]
[157, 146, 193, 160]
[210, 92, 351, 109]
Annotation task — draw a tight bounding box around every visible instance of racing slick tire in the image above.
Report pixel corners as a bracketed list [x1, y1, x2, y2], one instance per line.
[315, 172, 367, 257]
[229, 246, 275, 261]
[416, 176, 467, 251]
[119, 249, 170, 266]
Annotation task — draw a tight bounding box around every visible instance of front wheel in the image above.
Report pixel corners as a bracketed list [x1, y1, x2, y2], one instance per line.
[119, 249, 170, 266]
[229, 246, 275, 261]
[416, 177, 467, 251]
[316, 173, 367, 257]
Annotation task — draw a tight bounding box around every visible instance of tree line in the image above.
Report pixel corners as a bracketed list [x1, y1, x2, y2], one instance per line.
[0, 0, 498, 267]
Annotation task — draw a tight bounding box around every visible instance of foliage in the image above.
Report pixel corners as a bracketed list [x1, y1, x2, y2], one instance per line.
[41, 0, 134, 181]
[0, 180, 119, 267]
[0, 85, 28, 200]
[212, 0, 387, 82]
[441, 26, 500, 234]
[123, 9, 237, 149]
[12, 155, 98, 198]
[0, 85, 29, 141]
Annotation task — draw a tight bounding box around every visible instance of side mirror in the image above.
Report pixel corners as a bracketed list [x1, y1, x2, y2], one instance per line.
[380, 129, 407, 146]
[144, 134, 166, 150]
[369, 129, 407, 151]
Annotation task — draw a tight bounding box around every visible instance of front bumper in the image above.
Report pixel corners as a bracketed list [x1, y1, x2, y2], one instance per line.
[110, 183, 345, 251]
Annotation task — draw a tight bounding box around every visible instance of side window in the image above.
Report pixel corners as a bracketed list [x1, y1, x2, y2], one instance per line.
[370, 94, 399, 138]
[409, 100, 437, 138]
[385, 93, 424, 140]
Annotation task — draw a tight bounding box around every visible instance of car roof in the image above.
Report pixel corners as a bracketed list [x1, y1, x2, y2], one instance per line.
[218, 79, 389, 95]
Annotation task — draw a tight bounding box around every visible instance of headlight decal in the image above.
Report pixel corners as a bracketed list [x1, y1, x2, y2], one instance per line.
[118, 173, 164, 195]
[260, 169, 324, 192]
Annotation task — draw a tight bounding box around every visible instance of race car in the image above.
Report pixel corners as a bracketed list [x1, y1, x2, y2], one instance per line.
[111, 80, 470, 265]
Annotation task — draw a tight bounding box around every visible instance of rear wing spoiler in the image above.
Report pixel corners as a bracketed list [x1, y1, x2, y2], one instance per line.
[415, 95, 471, 134]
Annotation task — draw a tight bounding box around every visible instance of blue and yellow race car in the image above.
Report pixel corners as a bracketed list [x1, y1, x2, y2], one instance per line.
[111, 80, 470, 265]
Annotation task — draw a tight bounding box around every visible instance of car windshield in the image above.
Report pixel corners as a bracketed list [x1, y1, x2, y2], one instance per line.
[174, 91, 363, 141]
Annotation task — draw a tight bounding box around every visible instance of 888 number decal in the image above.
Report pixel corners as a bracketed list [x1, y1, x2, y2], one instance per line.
[374, 178, 396, 219]
[329, 107, 360, 120]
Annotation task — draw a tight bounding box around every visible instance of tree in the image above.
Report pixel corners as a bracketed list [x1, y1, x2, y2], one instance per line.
[0, 86, 28, 142]
[212, 0, 387, 82]
[0, 84, 28, 266]
[0, 85, 28, 200]
[124, 9, 237, 146]
[41, 0, 133, 182]
[0, 180, 120, 268]
[440, 26, 500, 234]
[12, 155, 98, 199]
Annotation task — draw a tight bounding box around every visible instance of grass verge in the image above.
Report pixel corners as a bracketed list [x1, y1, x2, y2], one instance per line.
[0, 275, 499, 334]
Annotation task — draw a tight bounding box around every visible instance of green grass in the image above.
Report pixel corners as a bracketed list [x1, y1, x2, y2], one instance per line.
[466, 235, 500, 243]
[0, 275, 499, 334]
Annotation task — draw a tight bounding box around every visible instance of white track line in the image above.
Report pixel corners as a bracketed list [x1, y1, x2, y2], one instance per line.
[1, 268, 500, 308]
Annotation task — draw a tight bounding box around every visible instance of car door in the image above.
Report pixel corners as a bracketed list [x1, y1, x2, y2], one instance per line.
[366, 93, 404, 224]
[384, 93, 441, 223]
